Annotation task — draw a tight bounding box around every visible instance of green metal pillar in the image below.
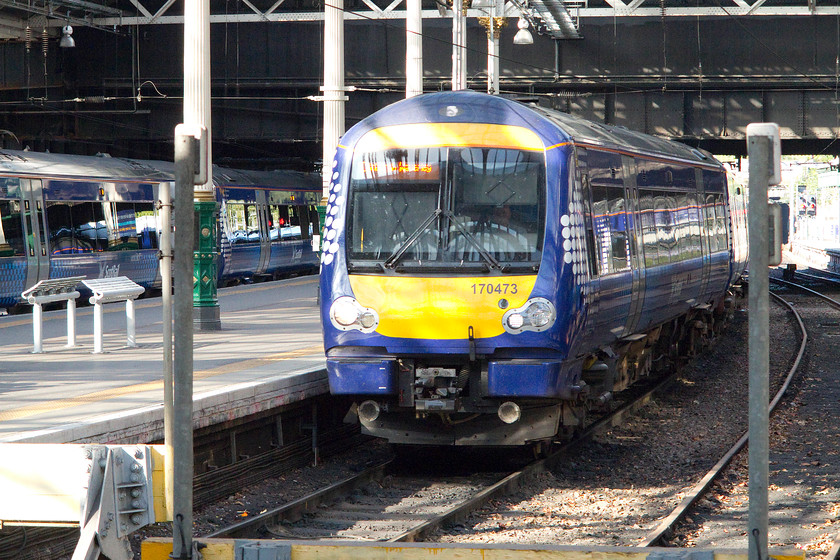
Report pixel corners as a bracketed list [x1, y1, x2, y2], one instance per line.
[193, 196, 221, 330]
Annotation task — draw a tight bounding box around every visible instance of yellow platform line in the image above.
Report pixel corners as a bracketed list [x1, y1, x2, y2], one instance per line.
[0, 344, 324, 423]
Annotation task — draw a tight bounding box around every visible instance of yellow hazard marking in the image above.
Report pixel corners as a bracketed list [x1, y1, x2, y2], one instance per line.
[140, 539, 807, 560]
[0, 344, 324, 423]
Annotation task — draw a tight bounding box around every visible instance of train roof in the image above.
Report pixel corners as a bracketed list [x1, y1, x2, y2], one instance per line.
[341, 91, 721, 169]
[0, 149, 320, 192]
[523, 102, 721, 168]
[0, 149, 170, 181]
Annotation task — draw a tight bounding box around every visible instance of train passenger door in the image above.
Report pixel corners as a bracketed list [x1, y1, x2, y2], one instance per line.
[622, 156, 645, 336]
[255, 190, 271, 275]
[20, 178, 50, 289]
[696, 168, 711, 301]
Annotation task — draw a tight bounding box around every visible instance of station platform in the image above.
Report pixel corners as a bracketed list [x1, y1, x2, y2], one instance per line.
[0, 275, 327, 444]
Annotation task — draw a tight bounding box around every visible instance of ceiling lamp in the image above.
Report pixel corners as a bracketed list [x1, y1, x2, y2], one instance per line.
[60, 25, 75, 48]
[513, 17, 533, 45]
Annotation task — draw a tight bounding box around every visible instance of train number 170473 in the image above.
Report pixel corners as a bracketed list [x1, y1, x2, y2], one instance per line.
[471, 283, 518, 295]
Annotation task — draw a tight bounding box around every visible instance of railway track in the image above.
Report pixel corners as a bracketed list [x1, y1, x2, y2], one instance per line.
[638, 287, 806, 548]
[640, 273, 840, 558]
[207, 369, 681, 542]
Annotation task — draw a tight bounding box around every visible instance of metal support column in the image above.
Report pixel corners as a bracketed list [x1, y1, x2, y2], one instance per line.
[746, 122, 780, 560]
[406, 0, 423, 98]
[160, 179, 175, 522]
[172, 132, 196, 560]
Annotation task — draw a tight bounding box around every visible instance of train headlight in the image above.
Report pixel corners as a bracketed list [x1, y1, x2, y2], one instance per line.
[502, 297, 556, 334]
[330, 296, 379, 333]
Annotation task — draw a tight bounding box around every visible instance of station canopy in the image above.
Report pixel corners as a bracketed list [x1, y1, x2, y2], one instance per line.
[0, 0, 829, 43]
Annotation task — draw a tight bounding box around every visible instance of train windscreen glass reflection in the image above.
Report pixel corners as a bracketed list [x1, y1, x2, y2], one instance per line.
[347, 147, 545, 272]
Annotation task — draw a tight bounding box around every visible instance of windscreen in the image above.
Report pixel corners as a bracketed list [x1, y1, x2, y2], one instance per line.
[346, 145, 545, 273]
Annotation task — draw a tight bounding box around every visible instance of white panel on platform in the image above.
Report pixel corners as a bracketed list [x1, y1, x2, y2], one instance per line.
[0, 443, 84, 523]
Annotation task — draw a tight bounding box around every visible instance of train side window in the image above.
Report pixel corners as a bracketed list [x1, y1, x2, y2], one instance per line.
[686, 193, 702, 259]
[607, 186, 630, 272]
[0, 200, 24, 257]
[581, 177, 599, 277]
[226, 200, 259, 244]
[92, 203, 108, 252]
[113, 203, 139, 250]
[674, 193, 690, 262]
[308, 205, 320, 236]
[655, 195, 675, 264]
[69, 202, 97, 253]
[268, 205, 282, 241]
[286, 206, 303, 241]
[638, 190, 659, 267]
[704, 194, 718, 253]
[590, 185, 630, 275]
[245, 204, 260, 242]
[135, 202, 158, 249]
[299, 205, 312, 241]
[715, 195, 729, 250]
[46, 202, 73, 255]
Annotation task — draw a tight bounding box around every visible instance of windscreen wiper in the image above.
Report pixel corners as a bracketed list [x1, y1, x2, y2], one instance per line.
[383, 208, 442, 269]
[444, 209, 502, 271]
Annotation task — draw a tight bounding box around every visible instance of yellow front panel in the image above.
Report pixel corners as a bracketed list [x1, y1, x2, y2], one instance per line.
[354, 123, 545, 152]
[348, 275, 538, 340]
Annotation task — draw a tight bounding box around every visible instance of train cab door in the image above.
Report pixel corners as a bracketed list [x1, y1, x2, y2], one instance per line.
[695, 168, 712, 301]
[254, 190, 271, 275]
[577, 150, 598, 341]
[20, 178, 50, 289]
[622, 156, 645, 336]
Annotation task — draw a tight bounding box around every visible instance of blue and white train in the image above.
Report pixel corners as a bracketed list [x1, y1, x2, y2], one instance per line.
[0, 150, 321, 311]
[319, 91, 748, 448]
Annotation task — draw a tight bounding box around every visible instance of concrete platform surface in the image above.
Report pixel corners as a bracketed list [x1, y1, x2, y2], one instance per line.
[0, 276, 326, 444]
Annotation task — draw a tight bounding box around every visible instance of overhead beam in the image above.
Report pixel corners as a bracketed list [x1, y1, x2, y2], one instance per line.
[90, 4, 840, 26]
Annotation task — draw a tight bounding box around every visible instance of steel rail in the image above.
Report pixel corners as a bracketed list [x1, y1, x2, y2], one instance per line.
[770, 275, 840, 560]
[386, 370, 681, 542]
[206, 365, 681, 542]
[639, 287, 807, 548]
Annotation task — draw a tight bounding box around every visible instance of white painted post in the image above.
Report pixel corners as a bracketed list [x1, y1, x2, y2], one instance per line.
[32, 303, 43, 354]
[323, 0, 346, 201]
[66, 298, 76, 348]
[126, 299, 136, 348]
[93, 302, 104, 354]
[406, 0, 423, 98]
[452, 0, 466, 90]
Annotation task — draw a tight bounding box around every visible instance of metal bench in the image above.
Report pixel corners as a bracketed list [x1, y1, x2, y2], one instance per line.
[21, 276, 86, 354]
[82, 276, 146, 353]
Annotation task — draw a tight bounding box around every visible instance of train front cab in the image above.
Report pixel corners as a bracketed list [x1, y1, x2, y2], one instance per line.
[319, 112, 587, 447]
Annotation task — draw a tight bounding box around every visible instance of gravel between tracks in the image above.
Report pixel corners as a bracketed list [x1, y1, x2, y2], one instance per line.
[431, 296, 828, 555]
